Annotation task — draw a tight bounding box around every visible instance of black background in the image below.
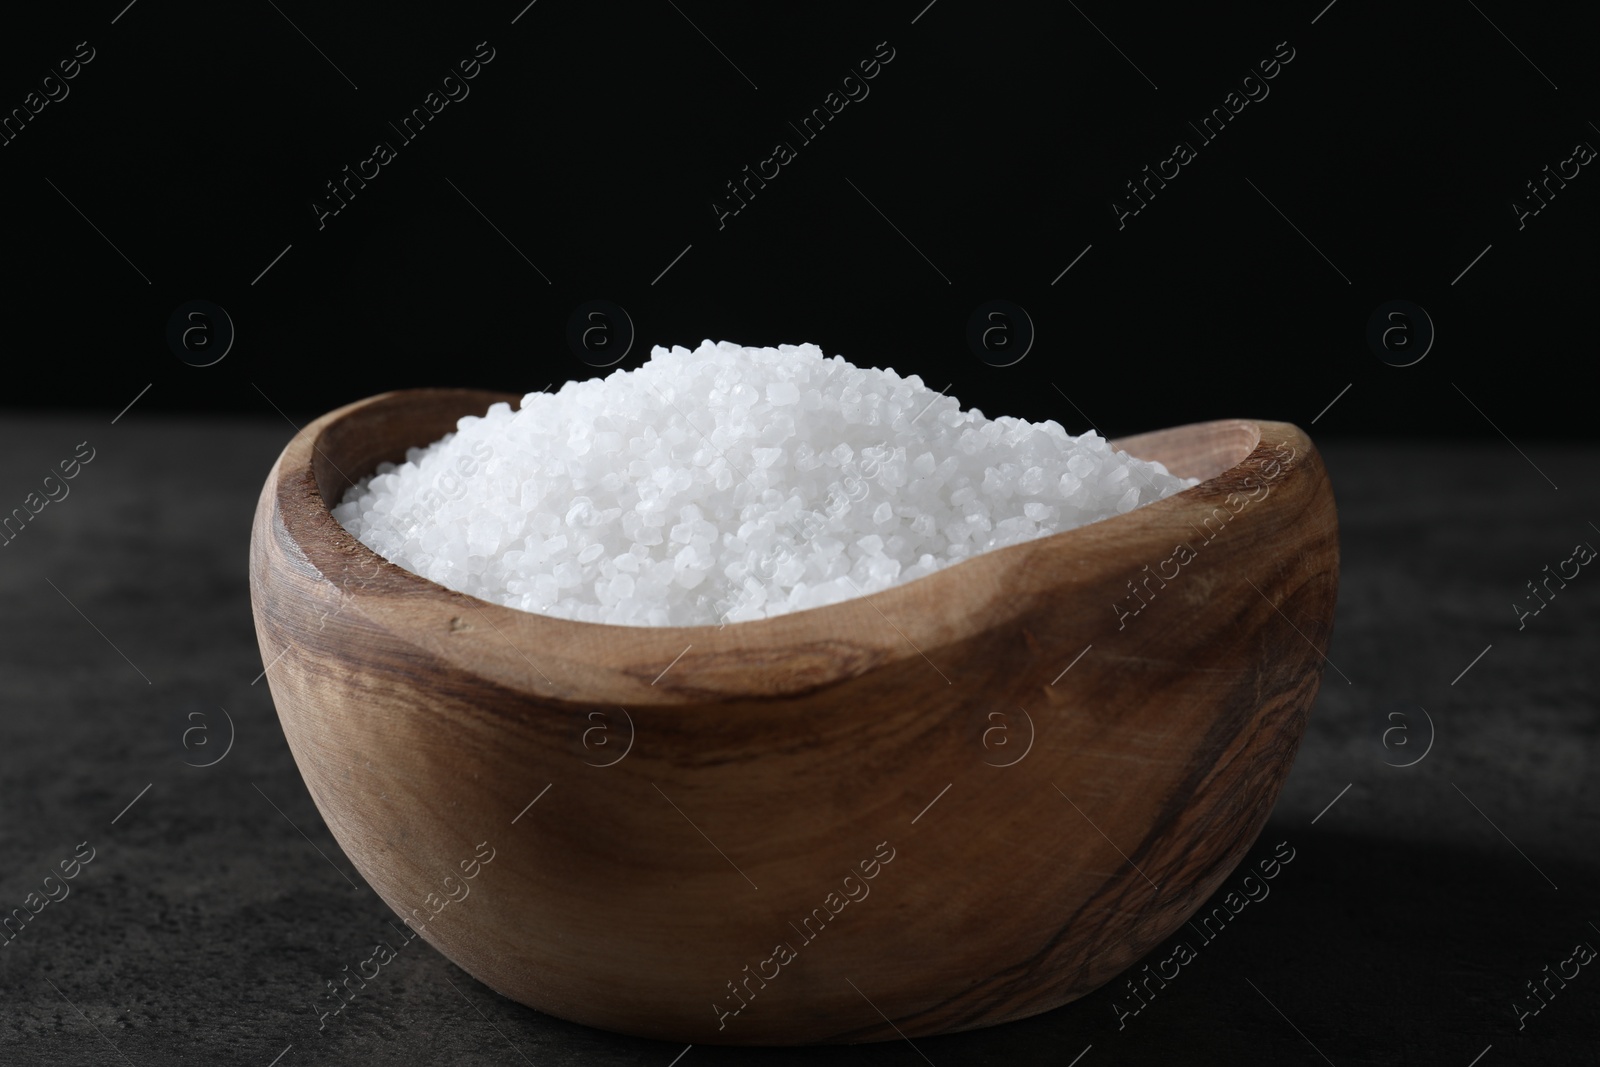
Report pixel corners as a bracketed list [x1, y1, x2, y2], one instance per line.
[1, 0, 1593, 438]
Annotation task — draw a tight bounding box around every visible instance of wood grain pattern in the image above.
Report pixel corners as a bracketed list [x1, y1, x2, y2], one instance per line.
[249, 390, 1339, 1045]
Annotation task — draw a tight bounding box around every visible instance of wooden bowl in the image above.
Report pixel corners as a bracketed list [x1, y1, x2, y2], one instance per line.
[249, 389, 1338, 1045]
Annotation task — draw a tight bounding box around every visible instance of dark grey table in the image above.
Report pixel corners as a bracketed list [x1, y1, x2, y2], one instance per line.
[2, 413, 1595, 1066]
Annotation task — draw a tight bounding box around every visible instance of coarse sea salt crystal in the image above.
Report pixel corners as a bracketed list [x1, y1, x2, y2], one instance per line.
[332, 340, 1198, 626]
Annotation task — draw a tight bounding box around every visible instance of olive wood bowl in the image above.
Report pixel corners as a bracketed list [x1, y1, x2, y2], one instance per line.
[249, 388, 1338, 1044]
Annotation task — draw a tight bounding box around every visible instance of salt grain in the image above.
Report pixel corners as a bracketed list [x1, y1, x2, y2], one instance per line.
[332, 340, 1197, 626]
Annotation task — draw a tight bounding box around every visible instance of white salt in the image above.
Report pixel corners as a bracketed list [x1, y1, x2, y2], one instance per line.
[332, 340, 1198, 626]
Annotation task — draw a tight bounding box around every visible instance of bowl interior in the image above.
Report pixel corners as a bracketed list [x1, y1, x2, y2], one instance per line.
[286, 389, 1284, 704]
[1113, 419, 1261, 482]
[310, 388, 518, 508]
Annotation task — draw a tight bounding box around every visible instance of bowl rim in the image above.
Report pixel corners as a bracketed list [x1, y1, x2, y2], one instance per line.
[259, 388, 1311, 703]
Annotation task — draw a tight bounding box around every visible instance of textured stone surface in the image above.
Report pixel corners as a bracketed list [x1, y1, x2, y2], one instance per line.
[1, 413, 1594, 1065]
